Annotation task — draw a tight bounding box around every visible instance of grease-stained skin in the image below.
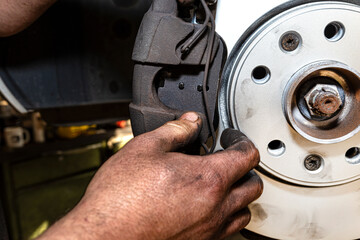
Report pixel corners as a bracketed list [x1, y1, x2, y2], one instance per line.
[0, 0, 56, 37]
[0, 1, 263, 238]
[37, 112, 263, 240]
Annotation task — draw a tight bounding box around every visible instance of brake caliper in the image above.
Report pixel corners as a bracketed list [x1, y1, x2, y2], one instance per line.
[130, 0, 226, 148]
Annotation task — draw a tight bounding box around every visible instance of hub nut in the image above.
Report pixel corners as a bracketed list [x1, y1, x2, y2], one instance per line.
[304, 84, 343, 119]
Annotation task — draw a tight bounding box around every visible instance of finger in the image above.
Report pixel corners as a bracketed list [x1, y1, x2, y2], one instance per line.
[135, 112, 202, 153]
[205, 132, 260, 187]
[220, 128, 248, 150]
[219, 208, 251, 240]
[225, 171, 263, 216]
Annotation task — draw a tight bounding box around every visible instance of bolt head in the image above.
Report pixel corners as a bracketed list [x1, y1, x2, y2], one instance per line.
[304, 84, 343, 119]
[281, 32, 301, 52]
[304, 154, 323, 171]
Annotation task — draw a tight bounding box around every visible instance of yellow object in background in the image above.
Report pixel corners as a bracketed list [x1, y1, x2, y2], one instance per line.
[56, 125, 96, 139]
[29, 221, 49, 239]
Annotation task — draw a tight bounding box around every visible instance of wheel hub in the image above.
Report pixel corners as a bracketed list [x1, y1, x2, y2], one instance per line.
[223, 2, 360, 187]
[218, 1, 360, 239]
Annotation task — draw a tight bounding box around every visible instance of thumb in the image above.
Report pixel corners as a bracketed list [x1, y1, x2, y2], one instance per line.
[145, 112, 202, 152]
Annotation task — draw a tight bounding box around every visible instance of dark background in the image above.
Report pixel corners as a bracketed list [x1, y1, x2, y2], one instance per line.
[0, 0, 152, 124]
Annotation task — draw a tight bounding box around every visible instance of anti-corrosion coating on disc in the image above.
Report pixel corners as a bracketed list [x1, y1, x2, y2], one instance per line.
[223, 1, 360, 187]
[219, 1, 360, 239]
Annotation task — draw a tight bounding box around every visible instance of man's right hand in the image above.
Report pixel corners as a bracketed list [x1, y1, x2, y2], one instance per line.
[38, 112, 263, 240]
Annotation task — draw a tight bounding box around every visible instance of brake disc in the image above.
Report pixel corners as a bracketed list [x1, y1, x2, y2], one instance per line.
[219, 1, 360, 239]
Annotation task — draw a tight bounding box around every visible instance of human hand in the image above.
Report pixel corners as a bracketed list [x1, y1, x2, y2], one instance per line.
[0, 0, 56, 37]
[38, 112, 263, 240]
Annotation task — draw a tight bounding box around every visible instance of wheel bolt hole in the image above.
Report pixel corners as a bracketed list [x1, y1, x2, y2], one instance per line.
[267, 140, 285, 157]
[345, 147, 360, 164]
[252, 66, 271, 84]
[324, 21, 345, 41]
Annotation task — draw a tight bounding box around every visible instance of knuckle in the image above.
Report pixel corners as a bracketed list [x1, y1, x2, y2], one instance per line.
[219, 150, 243, 166]
[231, 138, 254, 152]
[247, 174, 263, 199]
[254, 176, 264, 197]
[226, 149, 243, 160]
[206, 168, 227, 195]
[224, 143, 260, 168]
[240, 144, 260, 168]
[218, 149, 256, 171]
[249, 147, 261, 166]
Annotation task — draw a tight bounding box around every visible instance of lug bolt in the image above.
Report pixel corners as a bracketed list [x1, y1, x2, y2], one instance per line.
[280, 32, 301, 52]
[304, 154, 323, 171]
[304, 83, 343, 119]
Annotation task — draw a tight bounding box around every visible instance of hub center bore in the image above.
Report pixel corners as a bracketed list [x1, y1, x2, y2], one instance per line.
[283, 61, 360, 144]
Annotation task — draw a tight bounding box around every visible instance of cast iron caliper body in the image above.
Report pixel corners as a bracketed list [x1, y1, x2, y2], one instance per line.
[130, 0, 227, 144]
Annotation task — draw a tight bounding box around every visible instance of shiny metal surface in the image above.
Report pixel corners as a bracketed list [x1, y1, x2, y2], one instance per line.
[218, 1, 360, 239]
[224, 1, 360, 187]
[283, 61, 360, 145]
[0, 76, 27, 113]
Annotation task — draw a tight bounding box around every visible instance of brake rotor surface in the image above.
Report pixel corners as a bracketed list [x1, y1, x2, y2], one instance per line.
[219, 1, 360, 239]
[223, 1, 360, 187]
